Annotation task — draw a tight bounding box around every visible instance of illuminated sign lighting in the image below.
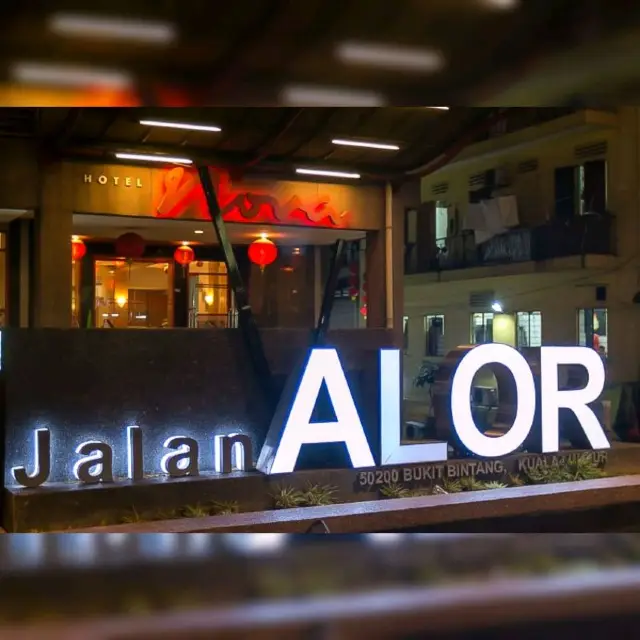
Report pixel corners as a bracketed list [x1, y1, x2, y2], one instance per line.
[331, 138, 400, 151]
[115, 152, 193, 164]
[258, 349, 375, 475]
[8, 345, 608, 488]
[258, 344, 609, 474]
[10, 427, 253, 489]
[295, 168, 361, 180]
[139, 119, 221, 132]
[83, 173, 143, 187]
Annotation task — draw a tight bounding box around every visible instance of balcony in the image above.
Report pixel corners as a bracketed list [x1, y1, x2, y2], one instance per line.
[405, 213, 616, 275]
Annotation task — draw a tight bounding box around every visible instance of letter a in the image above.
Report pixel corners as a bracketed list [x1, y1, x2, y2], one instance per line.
[257, 348, 375, 474]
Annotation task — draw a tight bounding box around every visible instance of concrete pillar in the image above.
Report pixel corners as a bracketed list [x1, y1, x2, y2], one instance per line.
[7, 218, 32, 327]
[366, 181, 407, 348]
[33, 163, 73, 328]
[365, 229, 386, 330]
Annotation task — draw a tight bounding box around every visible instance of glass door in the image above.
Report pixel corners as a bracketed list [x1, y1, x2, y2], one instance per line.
[94, 259, 173, 328]
[188, 261, 236, 328]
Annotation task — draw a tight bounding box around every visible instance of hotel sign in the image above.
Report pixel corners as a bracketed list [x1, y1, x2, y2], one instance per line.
[10, 344, 609, 489]
[83, 173, 143, 188]
[72, 163, 383, 229]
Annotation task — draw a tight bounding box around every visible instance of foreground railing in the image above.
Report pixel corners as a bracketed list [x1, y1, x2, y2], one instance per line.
[1, 534, 640, 639]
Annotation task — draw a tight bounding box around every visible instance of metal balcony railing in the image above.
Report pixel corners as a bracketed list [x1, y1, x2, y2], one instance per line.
[405, 213, 616, 275]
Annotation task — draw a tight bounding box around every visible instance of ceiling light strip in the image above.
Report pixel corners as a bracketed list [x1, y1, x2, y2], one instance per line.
[280, 84, 386, 107]
[139, 120, 221, 132]
[10, 62, 133, 89]
[336, 42, 444, 73]
[115, 152, 192, 164]
[331, 138, 399, 151]
[296, 168, 360, 179]
[48, 13, 178, 44]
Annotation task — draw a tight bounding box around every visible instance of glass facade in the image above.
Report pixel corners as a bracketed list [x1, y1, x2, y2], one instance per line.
[94, 259, 173, 329]
[188, 261, 236, 328]
[65, 236, 370, 331]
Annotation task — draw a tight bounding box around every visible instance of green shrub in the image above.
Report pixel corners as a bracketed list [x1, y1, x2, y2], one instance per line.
[380, 483, 411, 499]
[271, 486, 305, 509]
[301, 484, 338, 506]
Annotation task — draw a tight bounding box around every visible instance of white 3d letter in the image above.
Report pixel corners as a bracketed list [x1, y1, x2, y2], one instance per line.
[540, 346, 609, 452]
[380, 349, 448, 464]
[267, 348, 375, 474]
[451, 343, 536, 458]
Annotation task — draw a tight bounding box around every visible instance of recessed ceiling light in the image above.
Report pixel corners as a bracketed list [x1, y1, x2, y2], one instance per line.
[331, 138, 400, 151]
[194, 229, 204, 234]
[296, 168, 361, 180]
[335, 42, 444, 73]
[10, 61, 133, 89]
[280, 84, 386, 107]
[48, 13, 178, 45]
[425, 106, 449, 111]
[482, 0, 520, 10]
[139, 120, 221, 132]
[115, 152, 192, 164]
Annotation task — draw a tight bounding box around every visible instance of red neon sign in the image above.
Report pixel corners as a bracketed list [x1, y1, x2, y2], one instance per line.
[153, 167, 350, 228]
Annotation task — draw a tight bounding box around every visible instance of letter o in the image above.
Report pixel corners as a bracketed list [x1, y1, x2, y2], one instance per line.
[451, 344, 536, 458]
[98, 175, 108, 185]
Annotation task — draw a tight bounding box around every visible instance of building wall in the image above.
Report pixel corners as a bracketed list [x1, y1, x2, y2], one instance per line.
[404, 108, 640, 397]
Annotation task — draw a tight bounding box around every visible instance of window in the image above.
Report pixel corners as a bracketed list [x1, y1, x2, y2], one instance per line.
[578, 308, 608, 356]
[471, 312, 493, 344]
[435, 202, 448, 249]
[424, 314, 445, 356]
[516, 311, 542, 348]
[403, 316, 409, 352]
[554, 160, 607, 219]
[189, 261, 235, 328]
[94, 259, 173, 328]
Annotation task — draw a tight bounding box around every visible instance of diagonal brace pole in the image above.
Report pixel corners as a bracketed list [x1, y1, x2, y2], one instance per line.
[197, 165, 276, 413]
[312, 239, 345, 347]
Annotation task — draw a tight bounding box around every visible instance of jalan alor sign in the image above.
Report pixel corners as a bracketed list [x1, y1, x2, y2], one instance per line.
[256, 343, 609, 474]
[10, 344, 609, 488]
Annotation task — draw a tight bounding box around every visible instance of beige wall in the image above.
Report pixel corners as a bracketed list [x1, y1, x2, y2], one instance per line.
[405, 108, 640, 396]
[420, 110, 618, 228]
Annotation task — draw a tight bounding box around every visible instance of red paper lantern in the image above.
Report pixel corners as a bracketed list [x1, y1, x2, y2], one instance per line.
[115, 232, 146, 259]
[248, 237, 278, 270]
[174, 244, 195, 267]
[71, 237, 86, 262]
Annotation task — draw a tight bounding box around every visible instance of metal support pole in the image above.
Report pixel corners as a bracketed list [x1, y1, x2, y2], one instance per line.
[197, 165, 276, 412]
[312, 239, 345, 347]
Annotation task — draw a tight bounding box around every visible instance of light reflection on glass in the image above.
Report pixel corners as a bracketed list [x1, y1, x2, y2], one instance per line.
[55, 534, 97, 565]
[224, 534, 288, 554]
